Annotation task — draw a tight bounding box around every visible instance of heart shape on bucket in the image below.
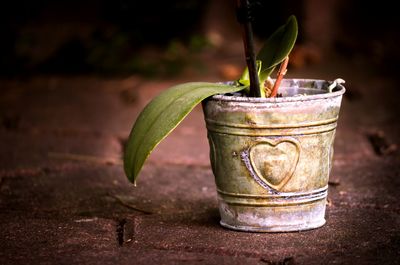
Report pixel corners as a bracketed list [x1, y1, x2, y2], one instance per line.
[248, 138, 300, 192]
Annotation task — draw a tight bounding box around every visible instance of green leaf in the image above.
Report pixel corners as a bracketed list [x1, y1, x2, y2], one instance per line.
[237, 60, 261, 96]
[257, 15, 298, 82]
[238, 60, 262, 86]
[124, 82, 245, 183]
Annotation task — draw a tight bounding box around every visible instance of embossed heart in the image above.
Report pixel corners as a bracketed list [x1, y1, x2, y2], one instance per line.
[249, 139, 300, 191]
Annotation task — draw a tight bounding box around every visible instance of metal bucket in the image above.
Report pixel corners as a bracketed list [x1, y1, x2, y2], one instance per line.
[202, 79, 345, 232]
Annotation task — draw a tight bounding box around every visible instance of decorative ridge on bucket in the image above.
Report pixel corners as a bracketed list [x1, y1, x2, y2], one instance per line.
[202, 78, 345, 232]
[217, 185, 328, 205]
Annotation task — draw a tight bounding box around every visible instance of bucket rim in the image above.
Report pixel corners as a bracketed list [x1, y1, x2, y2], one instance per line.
[211, 78, 345, 103]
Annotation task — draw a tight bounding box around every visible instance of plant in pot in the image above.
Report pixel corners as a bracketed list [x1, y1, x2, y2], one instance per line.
[123, 4, 345, 232]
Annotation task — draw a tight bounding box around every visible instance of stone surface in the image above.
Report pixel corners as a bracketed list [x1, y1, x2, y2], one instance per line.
[1, 60, 399, 264]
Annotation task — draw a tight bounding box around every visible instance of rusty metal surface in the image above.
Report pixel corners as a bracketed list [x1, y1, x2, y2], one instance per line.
[203, 79, 345, 232]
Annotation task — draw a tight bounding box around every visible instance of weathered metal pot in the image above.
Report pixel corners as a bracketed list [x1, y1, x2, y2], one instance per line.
[202, 79, 345, 232]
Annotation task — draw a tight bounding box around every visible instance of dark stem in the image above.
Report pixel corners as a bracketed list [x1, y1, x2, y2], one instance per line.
[236, 0, 260, 97]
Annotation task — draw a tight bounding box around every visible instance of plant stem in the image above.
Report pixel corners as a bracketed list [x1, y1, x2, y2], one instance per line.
[236, 0, 261, 97]
[270, 56, 289, 97]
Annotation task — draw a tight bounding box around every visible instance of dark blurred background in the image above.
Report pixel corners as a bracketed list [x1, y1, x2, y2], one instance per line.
[0, 0, 398, 78]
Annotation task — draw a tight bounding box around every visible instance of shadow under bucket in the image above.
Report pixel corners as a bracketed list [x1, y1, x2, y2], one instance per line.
[202, 79, 345, 232]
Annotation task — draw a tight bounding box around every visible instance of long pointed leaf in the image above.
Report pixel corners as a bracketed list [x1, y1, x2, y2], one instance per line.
[124, 82, 245, 183]
[257, 15, 298, 82]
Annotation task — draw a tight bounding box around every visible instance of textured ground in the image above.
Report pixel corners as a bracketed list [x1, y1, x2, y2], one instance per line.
[1, 59, 399, 264]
